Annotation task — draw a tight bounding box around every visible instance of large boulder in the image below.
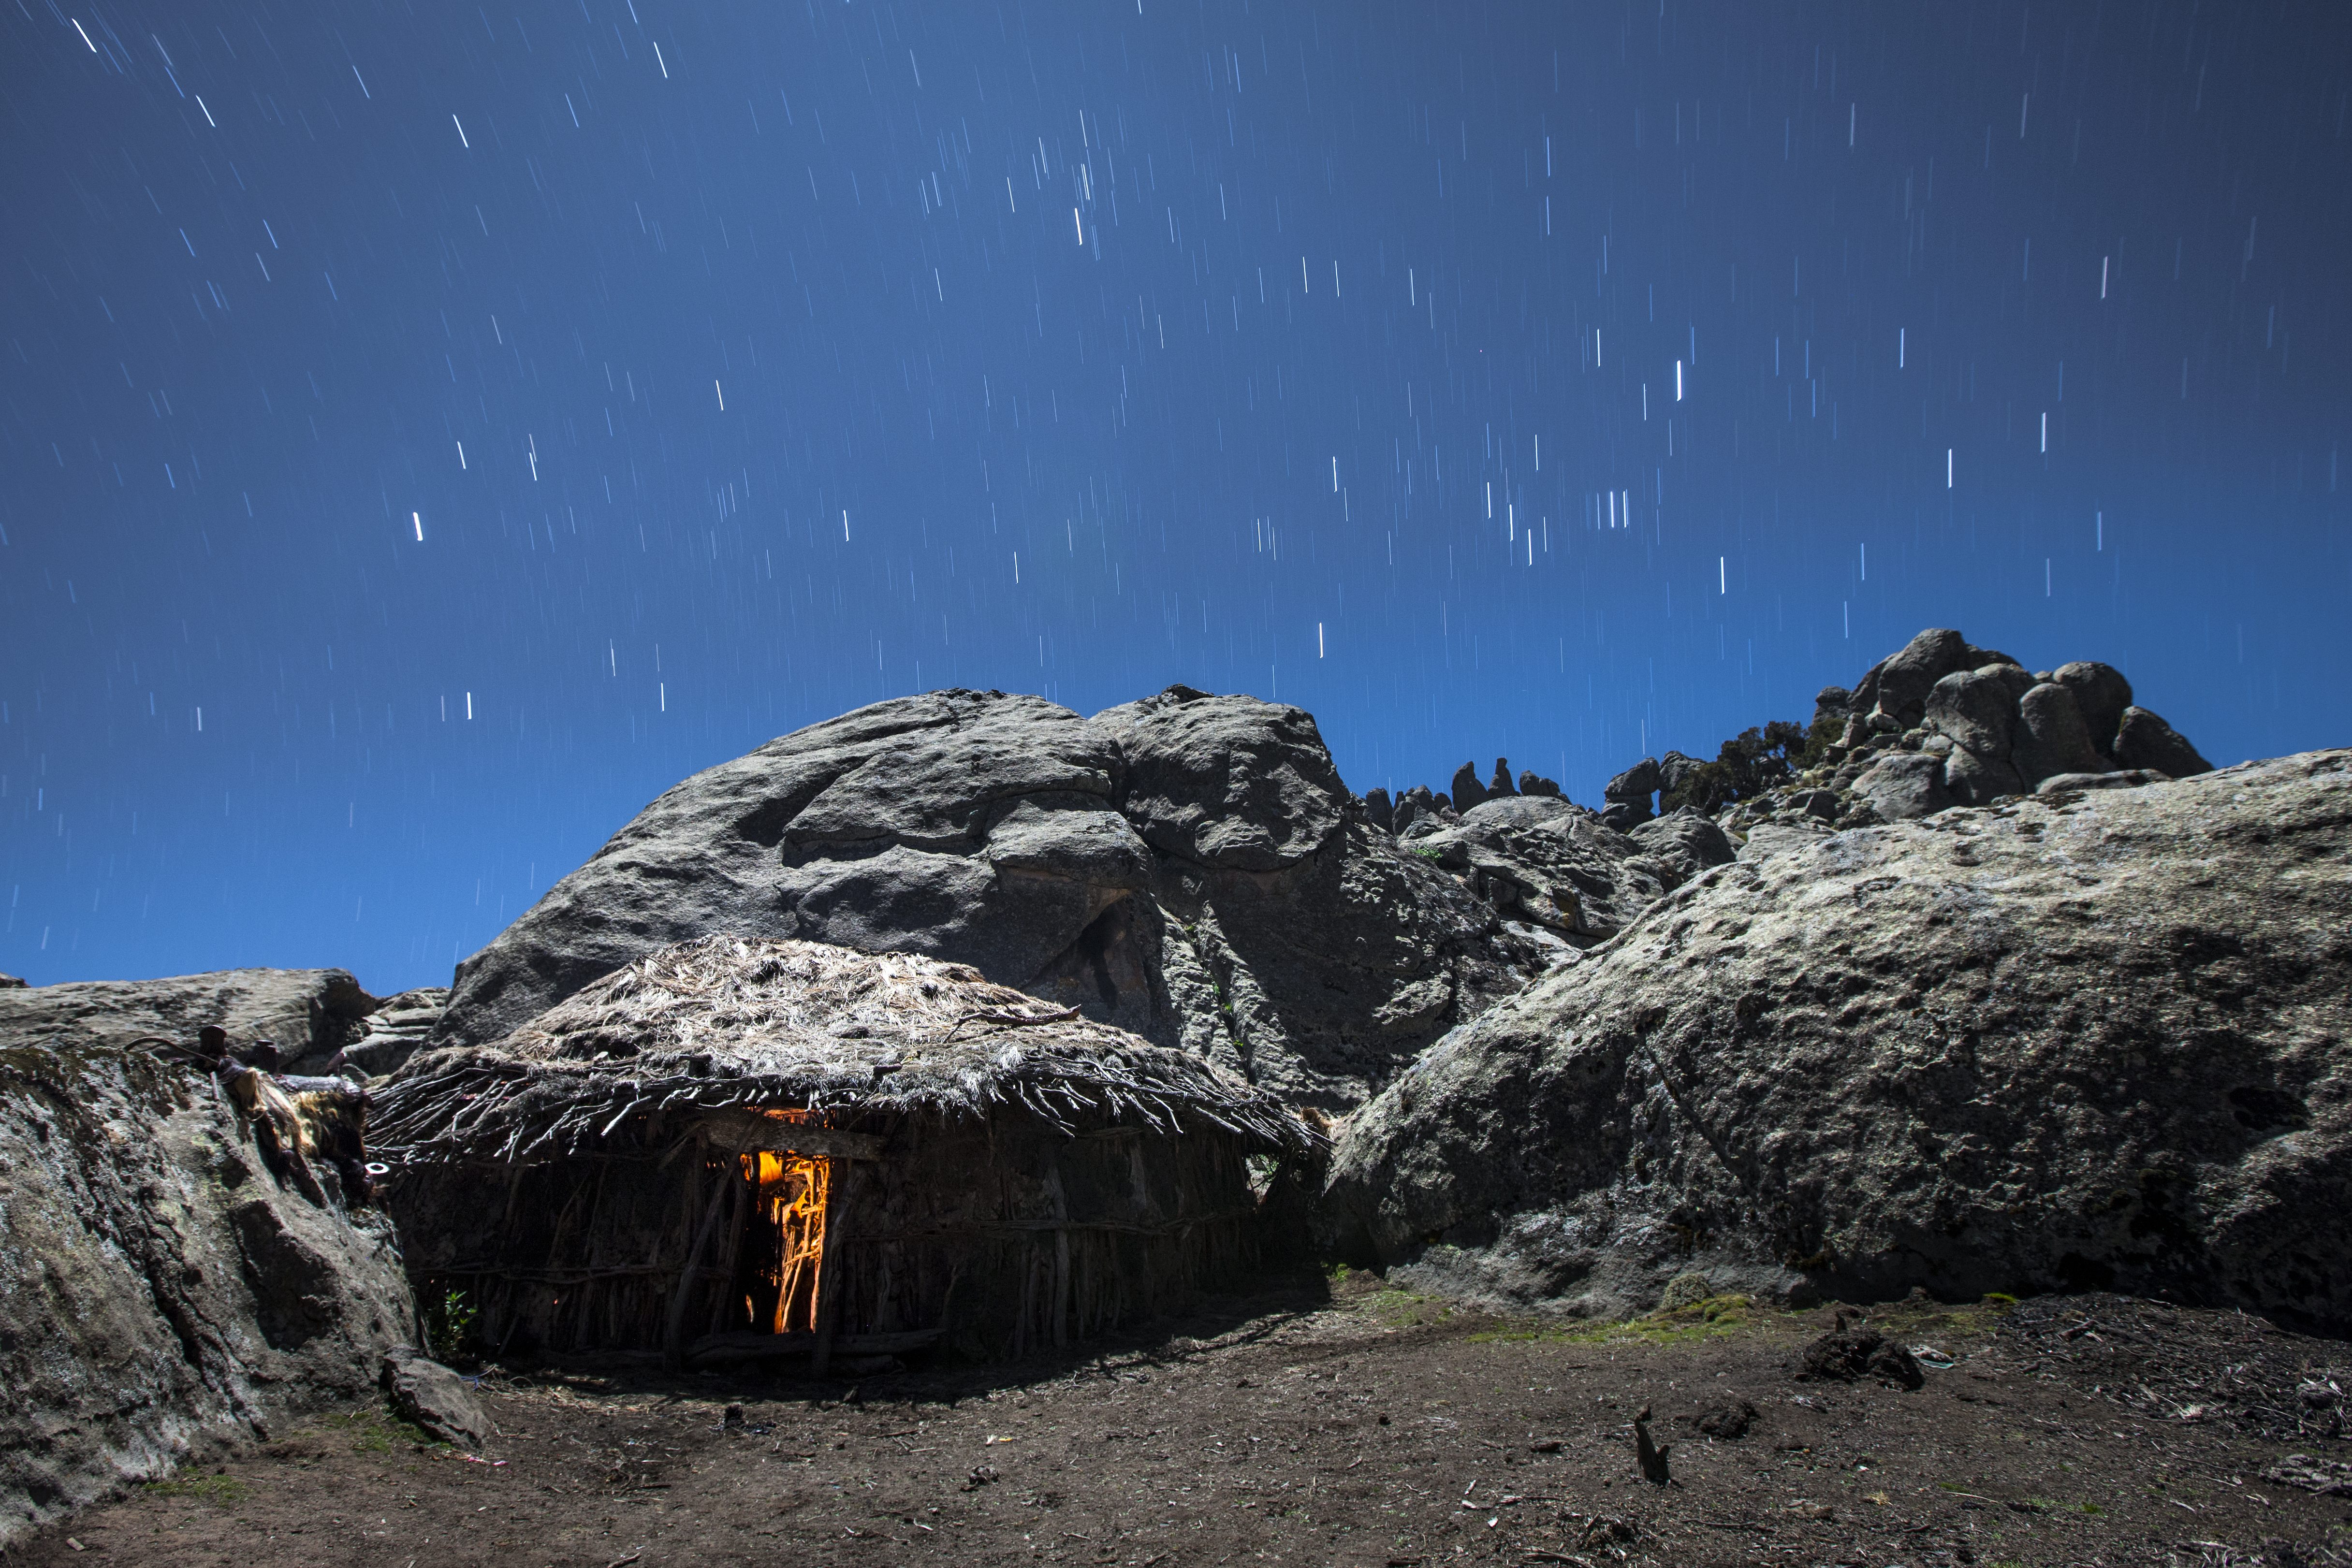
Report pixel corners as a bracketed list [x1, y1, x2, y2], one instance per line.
[438, 691, 1134, 1047]
[2010, 682, 2111, 786]
[1922, 665, 2030, 758]
[340, 988, 450, 1079]
[1654, 751, 1706, 802]
[1849, 750, 1953, 820]
[1093, 692, 1537, 1106]
[437, 688, 1541, 1109]
[1326, 750, 2352, 1328]
[1449, 762, 1490, 814]
[0, 979, 413, 1546]
[1860, 627, 1971, 727]
[1089, 687, 1346, 871]
[2053, 661, 2133, 751]
[2114, 706, 2215, 779]
[1601, 759, 1660, 832]
[1941, 745, 2025, 807]
[1605, 758, 1661, 804]
[1625, 810, 1738, 885]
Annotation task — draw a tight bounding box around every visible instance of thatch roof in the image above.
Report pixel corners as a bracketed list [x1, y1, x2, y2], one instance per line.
[373, 936, 1305, 1166]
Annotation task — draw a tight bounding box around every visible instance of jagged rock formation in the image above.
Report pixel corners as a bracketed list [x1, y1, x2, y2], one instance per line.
[1326, 750, 2352, 1327]
[435, 687, 1549, 1109]
[0, 975, 413, 1546]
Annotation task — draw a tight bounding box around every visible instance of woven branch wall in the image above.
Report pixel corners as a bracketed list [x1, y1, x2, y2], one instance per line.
[390, 1107, 1264, 1361]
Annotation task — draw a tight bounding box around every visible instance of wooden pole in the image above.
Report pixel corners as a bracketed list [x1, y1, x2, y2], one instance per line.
[662, 1149, 733, 1373]
[1048, 1158, 1071, 1350]
[808, 1159, 861, 1381]
[705, 1164, 752, 1338]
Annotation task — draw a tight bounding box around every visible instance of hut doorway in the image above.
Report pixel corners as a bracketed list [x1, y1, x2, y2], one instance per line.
[734, 1152, 830, 1334]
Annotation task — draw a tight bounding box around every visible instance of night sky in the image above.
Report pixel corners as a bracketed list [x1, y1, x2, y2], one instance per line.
[4, 1, 2347, 991]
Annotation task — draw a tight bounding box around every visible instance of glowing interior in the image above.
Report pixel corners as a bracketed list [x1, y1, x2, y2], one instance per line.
[738, 1148, 830, 1334]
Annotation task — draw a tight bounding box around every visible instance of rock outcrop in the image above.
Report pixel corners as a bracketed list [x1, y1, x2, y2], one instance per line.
[340, 989, 451, 1080]
[0, 976, 414, 1546]
[0, 967, 380, 1076]
[1596, 629, 2217, 839]
[1814, 630, 2213, 820]
[1326, 751, 2352, 1328]
[436, 687, 1546, 1108]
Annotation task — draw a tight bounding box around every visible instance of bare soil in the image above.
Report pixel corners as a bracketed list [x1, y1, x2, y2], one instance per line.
[15, 1272, 2352, 1568]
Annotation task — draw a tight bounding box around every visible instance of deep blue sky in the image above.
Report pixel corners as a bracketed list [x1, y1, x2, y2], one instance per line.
[4, 1, 2347, 992]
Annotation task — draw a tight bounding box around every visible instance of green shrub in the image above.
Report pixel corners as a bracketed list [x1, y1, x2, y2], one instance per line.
[1661, 720, 1814, 813]
[420, 1285, 479, 1359]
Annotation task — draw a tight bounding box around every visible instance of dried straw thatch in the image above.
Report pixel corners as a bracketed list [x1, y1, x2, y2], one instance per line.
[374, 935, 1301, 1164]
[377, 937, 1308, 1366]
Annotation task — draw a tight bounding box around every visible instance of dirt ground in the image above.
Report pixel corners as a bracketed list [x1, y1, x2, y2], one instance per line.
[14, 1272, 2352, 1568]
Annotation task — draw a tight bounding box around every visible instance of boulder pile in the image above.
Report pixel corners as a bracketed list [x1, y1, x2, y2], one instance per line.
[1598, 628, 2215, 836]
[0, 628, 2312, 1550]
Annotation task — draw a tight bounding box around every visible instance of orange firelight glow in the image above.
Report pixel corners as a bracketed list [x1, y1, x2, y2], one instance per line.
[739, 1148, 830, 1333]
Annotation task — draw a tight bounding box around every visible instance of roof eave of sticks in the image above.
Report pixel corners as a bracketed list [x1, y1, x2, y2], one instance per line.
[372, 936, 1311, 1166]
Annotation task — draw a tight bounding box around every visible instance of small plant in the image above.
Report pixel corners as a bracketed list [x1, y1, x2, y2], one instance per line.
[420, 1284, 480, 1359]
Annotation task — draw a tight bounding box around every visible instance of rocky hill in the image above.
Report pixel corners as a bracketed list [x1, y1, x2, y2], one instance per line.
[431, 630, 2228, 1116]
[432, 686, 1604, 1109]
[1325, 747, 2352, 1328]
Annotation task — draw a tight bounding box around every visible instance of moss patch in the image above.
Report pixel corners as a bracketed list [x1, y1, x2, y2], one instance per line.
[320, 1403, 442, 1453]
[142, 1472, 250, 1505]
[1356, 1288, 1452, 1328]
[1467, 1292, 1770, 1347]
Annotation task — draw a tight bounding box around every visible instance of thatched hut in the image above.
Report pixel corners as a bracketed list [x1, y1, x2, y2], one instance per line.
[374, 936, 1305, 1370]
